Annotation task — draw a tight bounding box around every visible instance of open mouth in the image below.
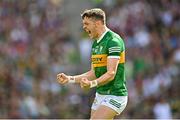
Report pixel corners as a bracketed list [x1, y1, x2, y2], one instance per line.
[88, 30, 91, 34]
[85, 29, 91, 34]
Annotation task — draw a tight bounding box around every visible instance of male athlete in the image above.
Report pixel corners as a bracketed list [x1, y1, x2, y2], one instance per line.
[57, 8, 128, 119]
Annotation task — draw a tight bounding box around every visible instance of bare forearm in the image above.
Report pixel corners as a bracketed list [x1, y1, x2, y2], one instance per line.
[96, 71, 115, 86]
[73, 70, 96, 83]
[95, 58, 118, 87]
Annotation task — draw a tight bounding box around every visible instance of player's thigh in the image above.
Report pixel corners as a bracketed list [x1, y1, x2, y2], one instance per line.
[90, 109, 96, 118]
[90, 105, 117, 119]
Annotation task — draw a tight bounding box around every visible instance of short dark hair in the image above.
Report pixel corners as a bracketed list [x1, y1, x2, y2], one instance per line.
[81, 8, 106, 24]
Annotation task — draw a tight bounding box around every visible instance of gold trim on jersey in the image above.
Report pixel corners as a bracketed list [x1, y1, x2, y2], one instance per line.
[119, 51, 125, 63]
[92, 51, 125, 68]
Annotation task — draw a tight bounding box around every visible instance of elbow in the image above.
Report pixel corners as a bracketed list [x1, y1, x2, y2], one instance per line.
[107, 71, 116, 81]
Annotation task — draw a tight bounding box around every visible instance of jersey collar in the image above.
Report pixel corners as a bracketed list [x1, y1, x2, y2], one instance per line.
[96, 27, 109, 43]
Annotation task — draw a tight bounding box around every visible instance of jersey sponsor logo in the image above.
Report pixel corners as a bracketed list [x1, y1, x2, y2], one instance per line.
[109, 99, 121, 108]
[92, 54, 107, 67]
[92, 51, 125, 68]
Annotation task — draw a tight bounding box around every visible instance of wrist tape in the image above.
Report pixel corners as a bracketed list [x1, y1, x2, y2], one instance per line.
[90, 80, 98, 88]
[68, 76, 75, 83]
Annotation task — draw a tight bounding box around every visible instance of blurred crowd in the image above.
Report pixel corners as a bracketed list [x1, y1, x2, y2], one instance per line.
[103, 0, 180, 119]
[0, 0, 179, 119]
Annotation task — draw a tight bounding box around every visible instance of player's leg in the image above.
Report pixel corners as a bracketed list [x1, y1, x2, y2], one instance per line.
[90, 105, 117, 119]
[90, 109, 96, 117]
[90, 93, 105, 118]
[91, 95, 128, 119]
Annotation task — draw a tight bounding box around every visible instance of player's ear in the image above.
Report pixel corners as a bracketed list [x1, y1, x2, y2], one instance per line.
[94, 20, 101, 27]
[96, 20, 102, 25]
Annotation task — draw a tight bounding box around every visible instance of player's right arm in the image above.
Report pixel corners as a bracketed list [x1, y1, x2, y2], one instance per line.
[57, 64, 96, 85]
[73, 65, 96, 83]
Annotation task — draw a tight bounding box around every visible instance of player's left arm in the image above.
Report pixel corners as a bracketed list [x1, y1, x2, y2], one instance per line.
[94, 57, 119, 86]
[80, 37, 123, 88]
[80, 58, 119, 88]
[80, 57, 119, 88]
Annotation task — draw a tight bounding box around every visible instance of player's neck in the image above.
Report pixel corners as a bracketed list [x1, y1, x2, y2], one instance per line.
[97, 25, 106, 39]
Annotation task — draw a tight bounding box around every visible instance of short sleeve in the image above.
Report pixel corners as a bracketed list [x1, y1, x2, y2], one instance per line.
[107, 38, 123, 58]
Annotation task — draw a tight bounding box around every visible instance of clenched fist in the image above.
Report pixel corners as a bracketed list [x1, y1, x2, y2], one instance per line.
[80, 78, 91, 89]
[57, 73, 69, 85]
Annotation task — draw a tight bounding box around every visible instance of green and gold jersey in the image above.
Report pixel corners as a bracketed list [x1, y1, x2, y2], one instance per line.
[91, 29, 128, 96]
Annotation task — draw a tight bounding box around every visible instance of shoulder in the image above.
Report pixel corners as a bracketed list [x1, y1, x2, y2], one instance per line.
[107, 30, 123, 41]
[107, 31, 124, 46]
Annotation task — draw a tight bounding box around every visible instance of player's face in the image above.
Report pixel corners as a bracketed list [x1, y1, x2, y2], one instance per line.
[82, 17, 98, 39]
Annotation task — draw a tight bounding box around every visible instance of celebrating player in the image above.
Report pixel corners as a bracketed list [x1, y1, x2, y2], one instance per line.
[57, 8, 128, 119]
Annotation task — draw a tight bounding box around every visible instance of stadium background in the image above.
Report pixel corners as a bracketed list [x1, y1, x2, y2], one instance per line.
[0, 0, 179, 119]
